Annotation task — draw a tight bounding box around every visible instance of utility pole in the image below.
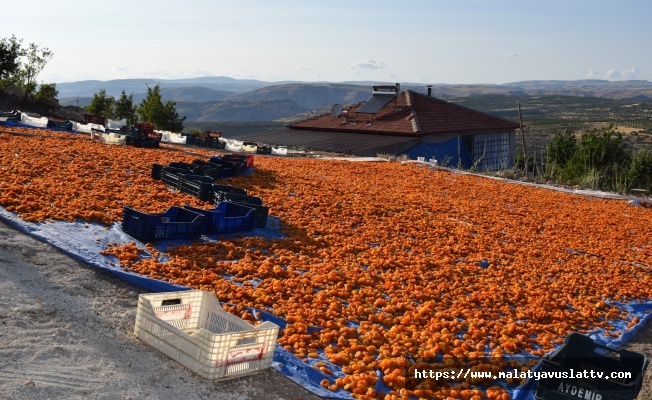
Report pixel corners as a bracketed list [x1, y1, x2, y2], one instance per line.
[519, 103, 527, 176]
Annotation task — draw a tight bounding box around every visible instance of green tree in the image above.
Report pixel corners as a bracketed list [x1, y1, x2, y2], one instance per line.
[574, 125, 627, 171]
[0, 35, 22, 85]
[17, 42, 53, 99]
[85, 89, 115, 118]
[114, 90, 137, 125]
[137, 84, 186, 132]
[33, 82, 58, 102]
[627, 149, 652, 191]
[547, 129, 576, 168]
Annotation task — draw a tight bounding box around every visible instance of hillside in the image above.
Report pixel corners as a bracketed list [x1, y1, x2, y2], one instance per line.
[175, 99, 307, 122]
[35, 77, 652, 125]
[59, 86, 233, 108]
[226, 83, 372, 110]
[55, 76, 273, 98]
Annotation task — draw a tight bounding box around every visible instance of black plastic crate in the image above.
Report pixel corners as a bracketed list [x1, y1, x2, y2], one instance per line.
[160, 169, 184, 189]
[209, 157, 246, 176]
[169, 161, 195, 169]
[151, 163, 163, 180]
[212, 184, 247, 195]
[221, 155, 249, 168]
[193, 137, 208, 147]
[47, 119, 73, 131]
[210, 139, 226, 149]
[125, 135, 159, 148]
[208, 157, 239, 177]
[162, 166, 195, 176]
[213, 192, 268, 228]
[0, 110, 21, 122]
[535, 333, 648, 400]
[121, 206, 206, 242]
[140, 138, 160, 148]
[222, 154, 254, 168]
[179, 174, 214, 201]
[257, 146, 272, 155]
[189, 160, 222, 180]
[184, 202, 254, 234]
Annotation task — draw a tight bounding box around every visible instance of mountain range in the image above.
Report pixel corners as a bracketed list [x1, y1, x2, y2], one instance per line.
[56, 77, 652, 122]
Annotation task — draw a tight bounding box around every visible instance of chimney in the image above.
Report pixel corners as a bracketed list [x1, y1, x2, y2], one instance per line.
[427, 85, 432, 97]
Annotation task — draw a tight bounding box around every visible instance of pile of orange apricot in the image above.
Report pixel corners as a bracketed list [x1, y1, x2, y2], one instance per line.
[2, 126, 652, 400]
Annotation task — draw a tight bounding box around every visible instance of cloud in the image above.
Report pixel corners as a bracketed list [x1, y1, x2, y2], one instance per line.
[604, 68, 639, 80]
[504, 52, 519, 60]
[297, 66, 315, 71]
[587, 70, 599, 79]
[350, 59, 387, 70]
[622, 67, 639, 79]
[114, 66, 129, 72]
[140, 68, 215, 79]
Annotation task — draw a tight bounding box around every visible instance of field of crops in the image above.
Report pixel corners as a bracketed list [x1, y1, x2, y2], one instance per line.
[1, 126, 652, 400]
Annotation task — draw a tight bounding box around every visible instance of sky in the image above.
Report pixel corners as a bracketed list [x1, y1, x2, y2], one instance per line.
[2, 0, 651, 85]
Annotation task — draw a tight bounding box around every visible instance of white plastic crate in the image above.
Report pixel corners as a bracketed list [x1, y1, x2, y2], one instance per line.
[95, 132, 127, 145]
[134, 290, 278, 381]
[271, 146, 288, 156]
[225, 142, 243, 152]
[242, 144, 258, 153]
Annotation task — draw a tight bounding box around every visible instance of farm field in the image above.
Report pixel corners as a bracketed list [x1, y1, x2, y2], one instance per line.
[1, 126, 652, 399]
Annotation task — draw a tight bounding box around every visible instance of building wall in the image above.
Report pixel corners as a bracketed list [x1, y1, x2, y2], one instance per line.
[418, 130, 515, 170]
[469, 131, 515, 171]
[355, 130, 516, 169]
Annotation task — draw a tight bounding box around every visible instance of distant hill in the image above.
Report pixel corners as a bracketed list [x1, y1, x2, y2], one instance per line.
[226, 83, 372, 110]
[53, 77, 652, 123]
[55, 76, 273, 98]
[175, 99, 307, 122]
[59, 86, 233, 108]
[417, 80, 652, 100]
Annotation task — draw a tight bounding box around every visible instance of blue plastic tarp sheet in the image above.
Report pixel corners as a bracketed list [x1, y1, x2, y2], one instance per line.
[0, 120, 81, 133]
[0, 206, 352, 398]
[404, 137, 473, 168]
[1, 204, 651, 400]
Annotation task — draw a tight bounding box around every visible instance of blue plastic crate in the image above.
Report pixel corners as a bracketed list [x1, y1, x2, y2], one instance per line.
[212, 192, 269, 228]
[122, 206, 206, 242]
[184, 202, 254, 234]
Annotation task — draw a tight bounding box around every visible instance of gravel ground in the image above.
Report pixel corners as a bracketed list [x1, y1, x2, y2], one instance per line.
[0, 217, 650, 400]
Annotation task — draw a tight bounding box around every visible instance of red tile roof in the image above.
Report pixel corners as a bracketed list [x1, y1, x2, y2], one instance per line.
[289, 90, 520, 136]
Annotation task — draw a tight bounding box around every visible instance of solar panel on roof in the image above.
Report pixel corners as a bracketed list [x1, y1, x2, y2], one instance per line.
[356, 94, 395, 114]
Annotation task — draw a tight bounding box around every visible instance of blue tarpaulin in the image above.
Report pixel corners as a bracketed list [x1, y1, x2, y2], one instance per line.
[404, 137, 473, 168]
[1, 194, 651, 399]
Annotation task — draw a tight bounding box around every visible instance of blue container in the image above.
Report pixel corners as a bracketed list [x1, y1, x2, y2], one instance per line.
[212, 192, 269, 228]
[121, 206, 206, 242]
[184, 202, 254, 234]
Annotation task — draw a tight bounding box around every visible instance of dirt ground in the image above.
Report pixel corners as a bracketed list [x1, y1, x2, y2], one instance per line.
[0, 217, 651, 400]
[0, 219, 322, 400]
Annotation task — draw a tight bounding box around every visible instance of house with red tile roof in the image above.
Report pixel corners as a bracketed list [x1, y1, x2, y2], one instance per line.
[228, 84, 521, 171]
